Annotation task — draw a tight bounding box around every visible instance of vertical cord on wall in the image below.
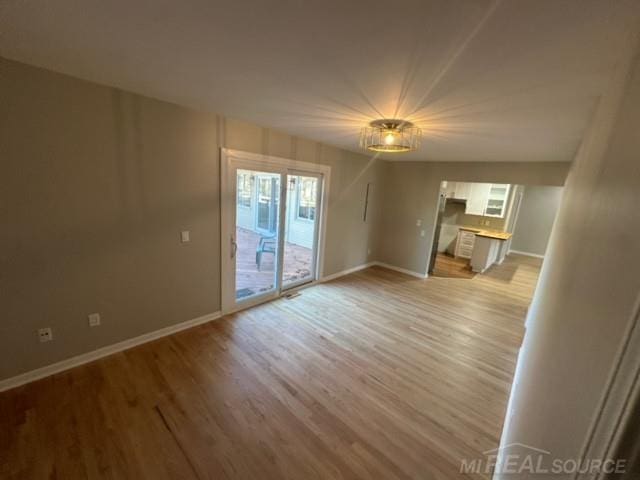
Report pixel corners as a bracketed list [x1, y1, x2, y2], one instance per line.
[363, 183, 370, 222]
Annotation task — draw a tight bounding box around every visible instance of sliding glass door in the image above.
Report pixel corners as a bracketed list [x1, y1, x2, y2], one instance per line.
[282, 174, 321, 289]
[234, 168, 281, 301]
[221, 152, 326, 313]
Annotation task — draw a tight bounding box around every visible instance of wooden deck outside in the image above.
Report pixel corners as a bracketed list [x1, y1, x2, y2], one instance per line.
[235, 227, 313, 298]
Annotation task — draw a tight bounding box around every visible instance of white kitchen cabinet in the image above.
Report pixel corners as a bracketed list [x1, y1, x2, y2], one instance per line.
[484, 184, 511, 217]
[452, 182, 511, 218]
[465, 183, 492, 215]
[455, 230, 476, 259]
[454, 182, 471, 200]
[443, 181, 457, 198]
[470, 236, 502, 273]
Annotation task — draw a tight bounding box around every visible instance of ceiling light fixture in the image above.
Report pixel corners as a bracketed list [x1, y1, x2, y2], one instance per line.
[360, 119, 421, 153]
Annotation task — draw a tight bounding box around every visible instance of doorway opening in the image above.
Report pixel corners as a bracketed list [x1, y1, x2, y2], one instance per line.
[429, 181, 562, 280]
[425, 179, 565, 455]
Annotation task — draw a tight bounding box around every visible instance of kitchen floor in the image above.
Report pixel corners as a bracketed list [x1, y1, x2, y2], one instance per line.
[432, 252, 476, 279]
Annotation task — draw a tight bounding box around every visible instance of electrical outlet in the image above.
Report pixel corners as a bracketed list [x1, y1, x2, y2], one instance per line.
[180, 230, 190, 243]
[416, 219, 422, 226]
[38, 327, 53, 343]
[88, 313, 101, 327]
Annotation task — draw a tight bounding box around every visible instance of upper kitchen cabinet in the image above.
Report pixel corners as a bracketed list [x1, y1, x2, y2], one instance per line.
[444, 181, 471, 200]
[466, 183, 492, 215]
[454, 182, 471, 200]
[484, 184, 511, 217]
[442, 181, 457, 198]
[446, 181, 511, 218]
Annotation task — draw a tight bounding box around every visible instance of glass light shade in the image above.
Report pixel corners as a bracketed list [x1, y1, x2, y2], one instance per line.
[360, 120, 421, 153]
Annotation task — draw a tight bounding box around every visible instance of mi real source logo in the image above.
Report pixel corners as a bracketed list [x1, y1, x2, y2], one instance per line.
[460, 443, 627, 475]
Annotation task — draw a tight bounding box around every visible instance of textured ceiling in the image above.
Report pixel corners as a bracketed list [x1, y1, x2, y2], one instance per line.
[1, 0, 638, 161]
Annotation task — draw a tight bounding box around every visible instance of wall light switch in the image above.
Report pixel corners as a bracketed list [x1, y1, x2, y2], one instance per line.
[420, 229, 426, 237]
[181, 231, 190, 243]
[88, 313, 101, 327]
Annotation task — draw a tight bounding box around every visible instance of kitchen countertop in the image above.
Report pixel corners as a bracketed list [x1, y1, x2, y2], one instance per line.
[458, 226, 512, 241]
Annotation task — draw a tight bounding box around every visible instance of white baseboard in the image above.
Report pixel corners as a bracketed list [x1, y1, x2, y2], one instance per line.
[0, 311, 222, 393]
[321, 261, 428, 282]
[373, 261, 429, 279]
[1, 259, 428, 392]
[508, 249, 545, 259]
[321, 262, 376, 282]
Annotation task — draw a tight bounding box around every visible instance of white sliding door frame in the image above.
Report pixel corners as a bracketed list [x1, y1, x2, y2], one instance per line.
[220, 148, 331, 314]
[281, 170, 324, 291]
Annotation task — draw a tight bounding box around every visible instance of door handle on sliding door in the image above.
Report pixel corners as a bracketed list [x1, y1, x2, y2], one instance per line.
[231, 235, 238, 258]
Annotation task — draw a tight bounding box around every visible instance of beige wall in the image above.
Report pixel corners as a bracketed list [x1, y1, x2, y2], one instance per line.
[0, 57, 381, 380]
[499, 30, 640, 474]
[376, 161, 570, 275]
[510, 185, 564, 256]
[0, 56, 575, 382]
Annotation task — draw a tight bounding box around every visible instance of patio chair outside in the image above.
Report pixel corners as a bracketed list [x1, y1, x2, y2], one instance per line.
[256, 234, 277, 271]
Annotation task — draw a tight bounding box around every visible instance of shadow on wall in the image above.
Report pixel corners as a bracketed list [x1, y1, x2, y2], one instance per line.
[6, 91, 221, 280]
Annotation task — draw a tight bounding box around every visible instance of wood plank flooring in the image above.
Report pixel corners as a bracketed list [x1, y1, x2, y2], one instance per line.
[432, 253, 476, 279]
[0, 254, 542, 480]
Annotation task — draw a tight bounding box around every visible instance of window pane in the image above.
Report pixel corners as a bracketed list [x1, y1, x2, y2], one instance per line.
[235, 170, 281, 301]
[297, 178, 317, 220]
[237, 172, 251, 207]
[284, 174, 319, 288]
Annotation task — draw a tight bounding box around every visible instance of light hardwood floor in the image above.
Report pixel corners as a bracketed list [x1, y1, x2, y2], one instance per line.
[0, 254, 542, 479]
[432, 252, 476, 279]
